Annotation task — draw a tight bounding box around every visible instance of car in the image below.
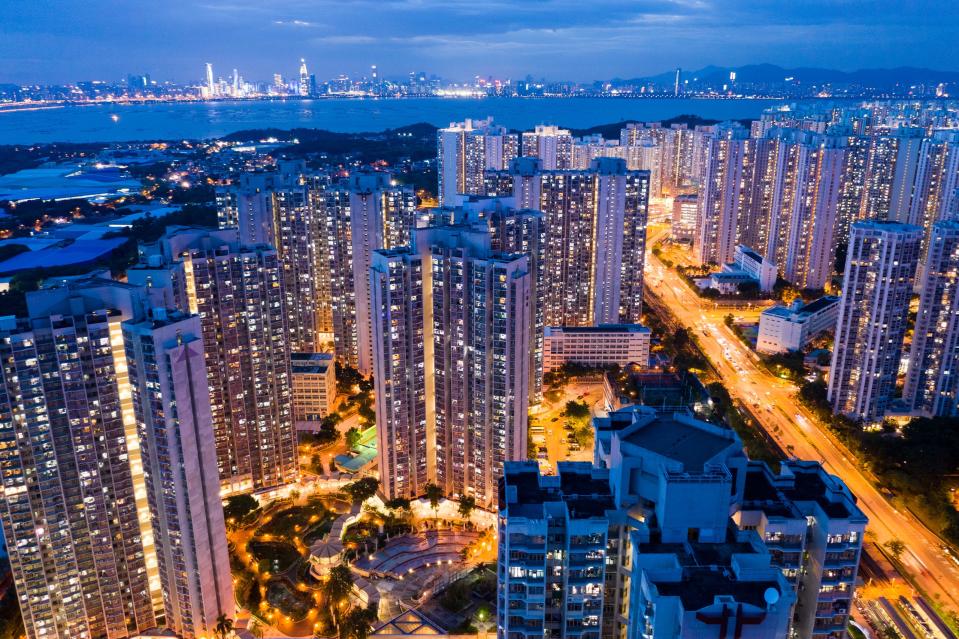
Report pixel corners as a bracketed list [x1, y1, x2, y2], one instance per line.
[551, 417, 560, 422]
[569, 443, 581, 451]
[536, 450, 548, 460]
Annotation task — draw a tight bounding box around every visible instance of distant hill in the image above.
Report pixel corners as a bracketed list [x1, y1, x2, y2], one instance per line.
[622, 64, 959, 88]
[569, 114, 723, 138]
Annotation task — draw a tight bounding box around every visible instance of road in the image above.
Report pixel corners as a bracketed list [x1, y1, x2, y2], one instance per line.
[644, 224, 959, 618]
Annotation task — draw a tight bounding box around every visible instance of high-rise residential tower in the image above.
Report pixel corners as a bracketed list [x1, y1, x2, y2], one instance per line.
[521, 124, 574, 169]
[219, 161, 328, 353]
[437, 117, 518, 204]
[370, 217, 532, 508]
[124, 311, 235, 639]
[486, 157, 649, 327]
[695, 123, 753, 266]
[322, 170, 418, 372]
[829, 221, 922, 423]
[128, 228, 297, 495]
[0, 279, 158, 639]
[905, 220, 959, 416]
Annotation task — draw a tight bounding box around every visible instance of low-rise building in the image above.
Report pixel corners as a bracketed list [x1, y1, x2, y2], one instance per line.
[671, 194, 698, 242]
[756, 296, 840, 354]
[706, 245, 777, 294]
[544, 324, 650, 372]
[291, 352, 337, 423]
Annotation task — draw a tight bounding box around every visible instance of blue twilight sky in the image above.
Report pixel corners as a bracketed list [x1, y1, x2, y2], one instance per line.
[1, 0, 956, 85]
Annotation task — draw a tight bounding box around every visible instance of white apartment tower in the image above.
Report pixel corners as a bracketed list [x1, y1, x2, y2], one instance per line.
[323, 170, 418, 371]
[123, 312, 235, 639]
[128, 228, 297, 495]
[437, 117, 518, 204]
[695, 123, 752, 265]
[486, 157, 649, 327]
[522, 124, 574, 169]
[829, 221, 922, 423]
[223, 160, 327, 352]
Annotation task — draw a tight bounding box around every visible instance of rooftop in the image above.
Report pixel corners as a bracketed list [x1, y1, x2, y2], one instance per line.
[654, 569, 779, 611]
[742, 461, 864, 522]
[546, 323, 650, 335]
[622, 414, 736, 469]
[641, 525, 782, 611]
[500, 462, 615, 520]
[291, 351, 334, 375]
[0, 238, 127, 274]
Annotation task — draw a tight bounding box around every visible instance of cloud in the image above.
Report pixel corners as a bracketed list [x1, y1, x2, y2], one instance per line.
[274, 19, 321, 28]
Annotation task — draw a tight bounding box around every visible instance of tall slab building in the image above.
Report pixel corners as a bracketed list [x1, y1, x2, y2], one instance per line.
[829, 221, 922, 423]
[0, 279, 158, 639]
[437, 117, 518, 204]
[322, 170, 418, 372]
[905, 220, 959, 416]
[128, 228, 297, 494]
[123, 312, 235, 639]
[371, 217, 532, 508]
[485, 157, 649, 326]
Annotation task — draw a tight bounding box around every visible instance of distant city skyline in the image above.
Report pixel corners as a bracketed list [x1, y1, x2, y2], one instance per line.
[3, 0, 958, 85]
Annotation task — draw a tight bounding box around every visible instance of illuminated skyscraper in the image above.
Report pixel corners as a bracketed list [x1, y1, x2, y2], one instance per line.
[205, 62, 214, 97]
[905, 220, 959, 416]
[371, 217, 532, 507]
[765, 130, 847, 290]
[522, 124, 574, 169]
[123, 311, 235, 639]
[370, 248, 428, 500]
[299, 58, 309, 96]
[220, 160, 328, 352]
[437, 117, 519, 204]
[859, 128, 925, 223]
[0, 279, 158, 639]
[695, 123, 752, 265]
[128, 228, 297, 495]
[489, 157, 650, 326]
[829, 221, 922, 423]
[323, 170, 418, 372]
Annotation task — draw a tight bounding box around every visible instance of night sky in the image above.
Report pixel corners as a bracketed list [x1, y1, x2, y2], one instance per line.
[2, 0, 956, 84]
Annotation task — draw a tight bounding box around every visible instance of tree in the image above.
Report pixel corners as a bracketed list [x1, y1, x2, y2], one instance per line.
[223, 494, 259, 525]
[335, 363, 365, 394]
[737, 280, 760, 298]
[214, 614, 234, 639]
[346, 427, 362, 450]
[324, 565, 355, 626]
[248, 620, 264, 639]
[458, 496, 476, 520]
[339, 605, 378, 639]
[884, 539, 906, 561]
[425, 483, 443, 518]
[385, 497, 411, 511]
[344, 477, 379, 504]
[672, 327, 689, 349]
[723, 313, 734, 327]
